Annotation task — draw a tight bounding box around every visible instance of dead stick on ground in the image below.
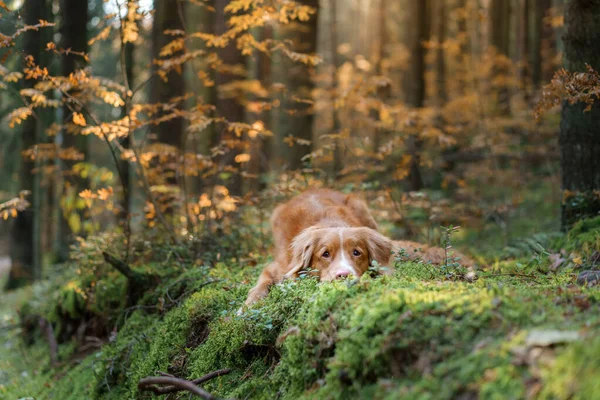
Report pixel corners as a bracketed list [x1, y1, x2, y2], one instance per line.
[138, 369, 232, 398]
[38, 318, 58, 367]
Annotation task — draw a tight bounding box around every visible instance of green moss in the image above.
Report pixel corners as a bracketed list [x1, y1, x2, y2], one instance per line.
[3, 219, 600, 399]
[538, 336, 600, 400]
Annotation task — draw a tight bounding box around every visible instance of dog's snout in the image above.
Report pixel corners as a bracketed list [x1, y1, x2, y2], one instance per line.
[335, 270, 351, 279]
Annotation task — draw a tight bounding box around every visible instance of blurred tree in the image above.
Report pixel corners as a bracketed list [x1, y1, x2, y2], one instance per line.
[435, 0, 447, 105]
[214, 0, 245, 195]
[151, 0, 185, 152]
[119, 0, 136, 225]
[490, 0, 511, 114]
[56, 0, 88, 262]
[518, 0, 530, 101]
[560, 0, 600, 229]
[329, 0, 342, 177]
[404, 0, 431, 191]
[532, 0, 553, 88]
[6, 0, 47, 289]
[282, 0, 319, 171]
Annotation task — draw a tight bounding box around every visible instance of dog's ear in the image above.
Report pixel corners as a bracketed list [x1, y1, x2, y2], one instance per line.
[361, 228, 393, 270]
[345, 194, 378, 230]
[285, 227, 320, 278]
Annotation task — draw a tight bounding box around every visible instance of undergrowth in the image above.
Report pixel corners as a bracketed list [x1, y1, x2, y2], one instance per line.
[1, 217, 599, 399]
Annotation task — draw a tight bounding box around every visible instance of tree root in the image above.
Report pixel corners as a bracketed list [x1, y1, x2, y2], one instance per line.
[138, 369, 232, 398]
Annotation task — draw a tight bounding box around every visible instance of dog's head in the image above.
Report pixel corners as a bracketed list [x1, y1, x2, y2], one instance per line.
[285, 227, 392, 280]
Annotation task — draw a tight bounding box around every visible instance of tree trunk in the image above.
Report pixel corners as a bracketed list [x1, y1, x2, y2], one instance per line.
[560, 0, 600, 229]
[56, 0, 88, 263]
[151, 0, 185, 150]
[531, 0, 552, 88]
[490, 0, 511, 114]
[244, 25, 272, 194]
[518, 0, 530, 101]
[455, 0, 470, 96]
[6, 0, 46, 289]
[371, 0, 390, 153]
[282, 0, 319, 171]
[404, 0, 430, 191]
[435, 0, 447, 105]
[330, 0, 343, 178]
[119, 22, 135, 232]
[214, 0, 245, 195]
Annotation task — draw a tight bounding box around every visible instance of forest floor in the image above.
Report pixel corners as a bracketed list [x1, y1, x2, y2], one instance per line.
[0, 217, 599, 399]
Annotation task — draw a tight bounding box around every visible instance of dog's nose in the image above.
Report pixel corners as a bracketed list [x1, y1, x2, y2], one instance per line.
[335, 270, 351, 279]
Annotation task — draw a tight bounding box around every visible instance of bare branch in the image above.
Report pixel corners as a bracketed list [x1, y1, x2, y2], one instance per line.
[38, 318, 58, 366]
[138, 369, 232, 397]
[138, 376, 219, 399]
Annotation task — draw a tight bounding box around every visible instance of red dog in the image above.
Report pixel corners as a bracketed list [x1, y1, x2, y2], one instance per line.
[245, 189, 472, 305]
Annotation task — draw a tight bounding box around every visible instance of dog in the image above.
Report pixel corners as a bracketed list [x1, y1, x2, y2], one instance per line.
[244, 189, 473, 306]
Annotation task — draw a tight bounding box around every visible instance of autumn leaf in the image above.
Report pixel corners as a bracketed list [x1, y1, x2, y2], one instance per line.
[235, 153, 251, 163]
[88, 26, 111, 46]
[73, 112, 87, 126]
[4, 71, 23, 82]
[7, 107, 32, 128]
[97, 187, 114, 201]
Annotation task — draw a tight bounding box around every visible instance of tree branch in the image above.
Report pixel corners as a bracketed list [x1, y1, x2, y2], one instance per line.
[138, 376, 225, 400]
[138, 371, 231, 399]
[102, 251, 136, 280]
[38, 317, 58, 367]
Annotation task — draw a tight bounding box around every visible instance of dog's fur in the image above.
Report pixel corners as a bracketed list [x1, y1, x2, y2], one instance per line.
[244, 189, 473, 306]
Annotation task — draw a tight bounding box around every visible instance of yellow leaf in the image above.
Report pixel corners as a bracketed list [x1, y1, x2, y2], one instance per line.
[4, 71, 23, 83]
[78, 189, 94, 199]
[73, 112, 86, 126]
[7, 107, 32, 128]
[573, 257, 583, 266]
[97, 187, 113, 201]
[234, 153, 251, 163]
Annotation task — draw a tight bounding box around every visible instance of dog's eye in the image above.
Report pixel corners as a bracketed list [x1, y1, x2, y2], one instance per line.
[353, 249, 361, 257]
[322, 251, 330, 258]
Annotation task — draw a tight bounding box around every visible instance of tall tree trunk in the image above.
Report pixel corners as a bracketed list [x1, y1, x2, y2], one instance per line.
[119, 25, 135, 232]
[282, 0, 319, 171]
[214, 0, 245, 195]
[560, 0, 600, 229]
[330, 0, 343, 178]
[490, 0, 511, 114]
[151, 0, 185, 194]
[244, 25, 272, 194]
[56, 0, 88, 262]
[151, 0, 185, 150]
[6, 0, 46, 289]
[455, 0, 470, 96]
[435, 0, 447, 105]
[532, 0, 553, 88]
[404, 0, 430, 191]
[518, 0, 530, 102]
[371, 0, 390, 154]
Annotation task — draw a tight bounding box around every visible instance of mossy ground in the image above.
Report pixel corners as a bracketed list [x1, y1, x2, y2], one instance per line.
[1, 218, 599, 399]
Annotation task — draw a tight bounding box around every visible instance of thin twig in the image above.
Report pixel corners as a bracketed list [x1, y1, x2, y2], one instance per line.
[192, 369, 232, 385]
[139, 369, 232, 396]
[138, 375, 223, 399]
[102, 251, 136, 280]
[38, 318, 58, 367]
[485, 273, 541, 284]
